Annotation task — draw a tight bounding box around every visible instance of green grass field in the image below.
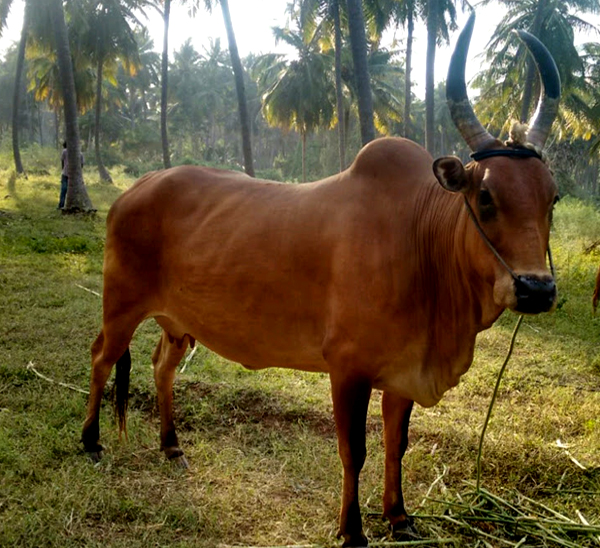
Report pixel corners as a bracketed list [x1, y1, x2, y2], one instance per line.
[1, 158, 599, 547]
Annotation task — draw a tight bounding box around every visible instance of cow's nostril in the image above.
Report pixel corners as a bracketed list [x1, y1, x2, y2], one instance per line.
[514, 275, 556, 314]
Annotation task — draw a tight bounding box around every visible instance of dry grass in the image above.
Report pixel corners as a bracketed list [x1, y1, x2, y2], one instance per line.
[0, 159, 599, 547]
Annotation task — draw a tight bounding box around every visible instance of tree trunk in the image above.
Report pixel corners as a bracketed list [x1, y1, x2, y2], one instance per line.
[301, 131, 306, 183]
[161, 0, 172, 169]
[49, 0, 94, 213]
[220, 0, 254, 177]
[425, 0, 437, 154]
[520, 0, 546, 123]
[12, 5, 28, 176]
[332, 0, 345, 171]
[403, 5, 414, 140]
[94, 55, 113, 183]
[345, 0, 375, 145]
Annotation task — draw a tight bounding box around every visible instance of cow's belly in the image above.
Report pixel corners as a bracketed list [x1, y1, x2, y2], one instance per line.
[153, 304, 330, 373]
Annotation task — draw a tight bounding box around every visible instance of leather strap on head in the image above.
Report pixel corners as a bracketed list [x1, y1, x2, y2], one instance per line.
[470, 148, 542, 162]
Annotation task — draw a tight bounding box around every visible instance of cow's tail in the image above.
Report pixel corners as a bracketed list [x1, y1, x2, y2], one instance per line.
[114, 348, 132, 441]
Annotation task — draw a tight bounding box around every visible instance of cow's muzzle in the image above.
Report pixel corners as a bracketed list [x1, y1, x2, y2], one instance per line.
[514, 275, 556, 314]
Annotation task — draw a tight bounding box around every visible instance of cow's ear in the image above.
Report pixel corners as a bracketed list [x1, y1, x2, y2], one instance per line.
[433, 156, 468, 193]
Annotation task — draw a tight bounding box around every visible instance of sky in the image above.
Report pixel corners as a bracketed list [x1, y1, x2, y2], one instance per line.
[0, 1, 598, 100]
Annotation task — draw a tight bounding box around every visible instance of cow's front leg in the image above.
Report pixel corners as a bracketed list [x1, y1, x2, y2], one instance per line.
[382, 392, 415, 534]
[330, 372, 372, 547]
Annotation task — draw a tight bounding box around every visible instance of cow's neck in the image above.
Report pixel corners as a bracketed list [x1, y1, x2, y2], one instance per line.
[413, 182, 504, 340]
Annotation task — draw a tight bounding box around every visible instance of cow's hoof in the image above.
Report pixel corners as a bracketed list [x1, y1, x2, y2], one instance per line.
[170, 454, 189, 469]
[338, 530, 368, 547]
[86, 450, 103, 463]
[165, 448, 189, 469]
[391, 516, 419, 539]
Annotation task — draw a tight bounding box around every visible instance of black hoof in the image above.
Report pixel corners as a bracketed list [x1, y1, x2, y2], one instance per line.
[169, 454, 189, 469]
[338, 530, 368, 547]
[86, 450, 103, 463]
[391, 516, 419, 540]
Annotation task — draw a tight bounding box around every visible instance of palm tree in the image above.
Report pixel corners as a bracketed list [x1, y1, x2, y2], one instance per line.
[75, 0, 142, 183]
[363, 0, 422, 139]
[401, 0, 420, 140]
[0, 0, 44, 175]
[192, 0, 254, 175]
[169, 39, 203, 155]
[10, 3, 27, 174]
[424, 0, 461, 154]
[48, 0, 94, 212]
[292, 0, 347, 170]
[345, 0, 375, 145]
[256, 25, 335, 182]
[120, 28, 160, 129]
[475, 0, 599, 131]
[160, 0, 171, 168]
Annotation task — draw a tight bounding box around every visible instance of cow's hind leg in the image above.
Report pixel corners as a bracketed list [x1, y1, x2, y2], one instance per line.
[152, 330, 189, 468]
[382, 392, 416, 537]
[330, 372, 372, 547]
[82, 313, 142, 461]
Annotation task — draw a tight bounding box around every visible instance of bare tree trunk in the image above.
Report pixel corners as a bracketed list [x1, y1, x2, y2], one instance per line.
[12, 5, 28, 175]
[302, 131, 306, 183]
[161, 0, 172, 169]
[220, 0, 254, 176]
[49, 0, 94, 213]
[332, 0, 345, 171]
[403, 5, 414, 140]
[425, 0, 437, 154]
[346, 0, 375, 145]
[94, 55, 113, 183]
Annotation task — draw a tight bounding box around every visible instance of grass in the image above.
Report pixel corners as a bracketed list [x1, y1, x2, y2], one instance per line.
[0, 155, 599, 547]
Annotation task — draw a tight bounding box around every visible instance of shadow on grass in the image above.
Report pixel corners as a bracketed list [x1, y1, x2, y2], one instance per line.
[126, 379, 341, 441]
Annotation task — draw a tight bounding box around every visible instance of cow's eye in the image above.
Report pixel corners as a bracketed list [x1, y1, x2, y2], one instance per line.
[479, 189, 493, 207]
[478, 189, 496, 221]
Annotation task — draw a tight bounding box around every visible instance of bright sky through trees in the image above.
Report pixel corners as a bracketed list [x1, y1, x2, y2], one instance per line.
[0, 0, 597, 98]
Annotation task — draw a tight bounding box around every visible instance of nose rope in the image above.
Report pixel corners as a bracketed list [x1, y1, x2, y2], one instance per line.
[462, 196, 555, 281]
[462, 196, 519, 281]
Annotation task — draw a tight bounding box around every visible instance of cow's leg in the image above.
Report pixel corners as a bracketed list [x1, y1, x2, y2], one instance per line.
[82, 313, 141, 461]
[382, 392, 414, 534]
[152, 330, 189, 467]
[331, 373, 372, 547]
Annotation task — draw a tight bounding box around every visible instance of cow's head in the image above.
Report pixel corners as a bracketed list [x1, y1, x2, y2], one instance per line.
[433, 12, 560, 315]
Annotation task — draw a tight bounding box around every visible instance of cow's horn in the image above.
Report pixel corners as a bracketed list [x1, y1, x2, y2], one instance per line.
[516, 30, 561, 149]
[446, 12, 496, 152]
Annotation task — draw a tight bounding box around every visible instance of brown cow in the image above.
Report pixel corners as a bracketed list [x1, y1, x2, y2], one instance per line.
[594, 264, 600, 313]
[82, 14, 560, 548]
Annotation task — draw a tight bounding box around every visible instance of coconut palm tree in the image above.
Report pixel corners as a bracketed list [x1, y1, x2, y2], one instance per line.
[291, 0, 348, 169]
[189, 0, 254, 175]
[256, 25, 335, 182]
[160, 0, 171, 168]
[477, 0, 599, 126]
[0, 0, 47, 175]
[395, 0, 419, 139]
[362, 0, 423, 139]
[345, 0, 376, 144]
[74, 0, 143, 183]
[424, 0, 463, 154]
[48, 0, 94, 212]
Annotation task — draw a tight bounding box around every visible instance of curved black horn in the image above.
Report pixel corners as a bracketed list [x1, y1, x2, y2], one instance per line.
[446, 12, 497, 152]
[516, 30, 561, 149]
